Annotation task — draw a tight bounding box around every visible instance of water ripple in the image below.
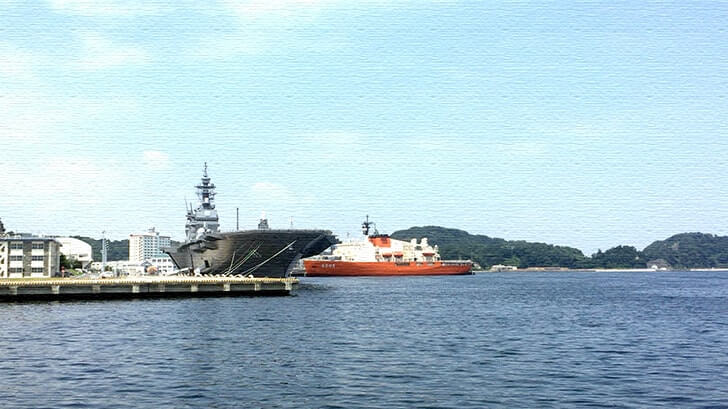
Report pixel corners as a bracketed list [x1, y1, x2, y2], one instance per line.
[1, 271, 727, 408]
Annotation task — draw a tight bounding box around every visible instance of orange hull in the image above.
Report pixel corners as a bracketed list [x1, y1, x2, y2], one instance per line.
[303, 260, 473, 277]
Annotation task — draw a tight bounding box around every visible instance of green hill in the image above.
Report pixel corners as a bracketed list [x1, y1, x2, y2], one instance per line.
[72, 236, 183, 261]
[72, 236, 129, 261]
[391, 226, 590, 269]
[642, 233, 728, 268]
[391, 227, 728, 270]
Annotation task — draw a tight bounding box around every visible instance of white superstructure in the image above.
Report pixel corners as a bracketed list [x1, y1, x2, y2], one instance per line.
[325, 236, 442, 263]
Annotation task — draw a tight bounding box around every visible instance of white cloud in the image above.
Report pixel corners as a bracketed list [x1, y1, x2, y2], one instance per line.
[74, 33, 149, 70]
[251, 182, 290, 198]
[188, 34, 264, 60]
[0, 43, 35, 80]
[143, 151, 170, 170]
[249, 182, 315, 205]
[0, 95, 65, 143]
[3, 159, 120, 209]
[223, 0, 328, 18]
[47, 0, 164, 16]
[302, 131, 363, 145]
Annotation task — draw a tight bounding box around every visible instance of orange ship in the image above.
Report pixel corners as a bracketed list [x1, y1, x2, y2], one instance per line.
[303, 217, 473, 277]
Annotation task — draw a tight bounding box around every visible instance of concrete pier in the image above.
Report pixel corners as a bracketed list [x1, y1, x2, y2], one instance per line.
[0, 276, 298, 301]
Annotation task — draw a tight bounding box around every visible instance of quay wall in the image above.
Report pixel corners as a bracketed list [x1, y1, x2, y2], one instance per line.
[0, 276, 297, 300]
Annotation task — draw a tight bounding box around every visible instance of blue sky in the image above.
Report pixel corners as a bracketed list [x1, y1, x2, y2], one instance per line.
[1, 0, 726, 255]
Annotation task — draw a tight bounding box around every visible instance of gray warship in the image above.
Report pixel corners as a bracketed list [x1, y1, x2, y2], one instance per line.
[165, 164, 337, 278]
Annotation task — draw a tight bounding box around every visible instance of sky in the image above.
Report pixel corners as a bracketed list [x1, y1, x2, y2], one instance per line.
[1, 0, 726, 256]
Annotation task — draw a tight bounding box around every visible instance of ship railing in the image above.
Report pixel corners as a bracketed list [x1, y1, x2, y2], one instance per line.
[441, 260, 474, 265]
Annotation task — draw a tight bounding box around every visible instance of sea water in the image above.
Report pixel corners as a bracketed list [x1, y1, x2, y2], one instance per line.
[1, 271, 726, 408]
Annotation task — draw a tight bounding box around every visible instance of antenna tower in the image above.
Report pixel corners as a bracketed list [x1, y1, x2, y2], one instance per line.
[101, 231, 108, 273]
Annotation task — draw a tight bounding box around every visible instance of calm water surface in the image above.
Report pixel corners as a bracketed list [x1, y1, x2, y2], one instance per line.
[1, 271, 727, 408]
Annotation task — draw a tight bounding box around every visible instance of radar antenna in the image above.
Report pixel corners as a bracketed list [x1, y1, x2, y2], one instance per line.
[361, 215, 378, 236]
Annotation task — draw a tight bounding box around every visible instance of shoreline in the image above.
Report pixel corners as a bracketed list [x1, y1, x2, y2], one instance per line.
[476, 268, 728, 273]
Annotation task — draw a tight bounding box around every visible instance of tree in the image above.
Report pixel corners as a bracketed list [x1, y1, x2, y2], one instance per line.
[59, 254, 72, 270]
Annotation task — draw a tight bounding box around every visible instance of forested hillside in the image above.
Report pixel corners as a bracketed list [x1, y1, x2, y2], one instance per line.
[642, 233, 728, 268]
[391, 227, 728, 270]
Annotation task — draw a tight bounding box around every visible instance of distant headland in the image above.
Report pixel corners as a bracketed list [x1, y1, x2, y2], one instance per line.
[390, 227, 728, 271]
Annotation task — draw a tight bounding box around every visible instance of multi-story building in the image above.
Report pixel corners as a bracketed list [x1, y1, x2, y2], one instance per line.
[0, 235, 61, 278]
[129, 227, 171, 263]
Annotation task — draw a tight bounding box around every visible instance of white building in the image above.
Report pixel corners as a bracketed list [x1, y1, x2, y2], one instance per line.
[0, 235, 61, 278]
[144, 257, 177, 275]
[90, 257, 177, 276]
[129, 227, 171, 262]
[91, 260, 144, 276]
[55, 237, 93, 269]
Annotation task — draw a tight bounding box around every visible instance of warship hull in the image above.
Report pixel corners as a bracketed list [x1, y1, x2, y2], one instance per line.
[166, 229, 337, 278]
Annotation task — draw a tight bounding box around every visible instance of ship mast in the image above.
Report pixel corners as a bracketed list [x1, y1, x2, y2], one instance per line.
[186, 163, 220, 241]
[361, 215, 378, 237]
[196, 162, 216, 210]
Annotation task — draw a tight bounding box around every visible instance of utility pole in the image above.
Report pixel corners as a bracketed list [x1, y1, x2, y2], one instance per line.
[101, 230, 108, 273]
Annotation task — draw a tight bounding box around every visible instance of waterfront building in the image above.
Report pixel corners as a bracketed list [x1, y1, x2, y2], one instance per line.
[129, 227, 171, 263]
[89, 257, 176, 276]
[489, 264, 518, 272]
[144, 257, 176, 275]
[0, 234, 61, 278]
[55, 237, 93, 269]
[90, 260, 142, 276]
